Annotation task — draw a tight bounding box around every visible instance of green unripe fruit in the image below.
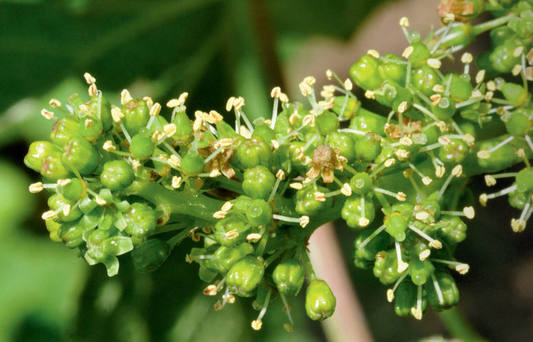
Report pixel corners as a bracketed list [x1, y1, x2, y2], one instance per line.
[172, 110, 194, 142]
[316, 110, 340, 135]
[328, 132, 356, 163]
[432, 96, 456, 120]
[50, 117, 80, 147]
[124, 203, 157, 238]
[448, 73, 473, 102]
[122, 99, 150, 136]
[350, 55, 383, 90]
[427, 271, 460, 312]
[409, 259, 435, 286]
[438, 139, 469, 164]
[378, 53, 407, 85]
[242, 166, 275, 200]
[226, 256, 265, 297]
[412, 65, 440, 97]
[373, 250, 402, 285]
[409, 42, 431, 68]
[62, 136, 99, 175]
[305, 280, 336, 321]
[131, 239, 170, 272]
[78, 116, 103, 142]
[129, 133, 155, 160]
[295, 185, 333, 216]
[437, 215, 467, 245]
[272, 258, 305, 296]
[341, 195, 376, 229]
[246, 199, 272, 227]
[41, 153, 71, 181]
[354, 228, 390, 265]
[24, 141, 60, 172]
[212, 243, 255, 274]
[354, 133, 382, 162]
[48, 193, 83, 222]
[502, 83, 529, 107]
[101, 160, 135, 191]
[394, 280, 427, 317]
[232, 138, 272, 169]
[45, 220, 62, 242]
[180, 149, 205, 176]
[349, 173, 373, 195]
[86, 94, 113, 131]
[490, 39, 523, 73]
[214, 214, 250, 247]
[58, 221, 85, 248]
[506, 109, 532, 136]
[385, 212, 408, 242]
[516, 168, 533, 192]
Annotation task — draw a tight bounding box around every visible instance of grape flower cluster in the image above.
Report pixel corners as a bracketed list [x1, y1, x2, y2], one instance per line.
[25, 0, 533, 331]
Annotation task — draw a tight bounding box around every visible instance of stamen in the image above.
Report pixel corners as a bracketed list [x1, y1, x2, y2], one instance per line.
[408, 224, 442, 249]
[358, 224, 386, 250]
[395, 241, 409, 273]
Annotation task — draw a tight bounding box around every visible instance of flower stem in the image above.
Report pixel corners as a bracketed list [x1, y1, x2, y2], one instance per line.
[438, 306, 488, 342]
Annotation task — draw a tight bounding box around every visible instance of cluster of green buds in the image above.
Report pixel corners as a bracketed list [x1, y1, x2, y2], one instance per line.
[24, 0, 533, 330]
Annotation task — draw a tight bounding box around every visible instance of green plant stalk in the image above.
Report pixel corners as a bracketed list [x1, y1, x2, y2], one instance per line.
[439, 306, 489, 342]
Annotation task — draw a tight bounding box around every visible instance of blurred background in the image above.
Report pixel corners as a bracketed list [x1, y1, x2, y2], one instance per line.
[2, 0, 533, 341]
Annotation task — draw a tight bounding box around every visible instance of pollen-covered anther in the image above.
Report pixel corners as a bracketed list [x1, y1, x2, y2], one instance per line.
[399, 17, 410, 27]
[279, 92, 289, 103]
[387, 289, 395, 302]
[83, 72, 96, 84]
[422, 176, 433, 186]
[225, 229, 239, 240]
[384, 158, 396, 167]
[132, 160, 142, 171]
[40, 109, 55, 120]
[319, 98, 335, 110]
[435, 165, 446, 179]
[326, 69, 334, 80]
[430, 94, 442, 106]
[403, 169, 414, 178]
[88, 84, 97, 97]
[171, 176, 183, 189]
[526, 67, 533, 81]
[120, 89, 132, 105]
[163, 123, 177, 137]
[29, 182, 44, 193]
[152, 131, 164, 142]
[396, 192, 407, 201]
[438, 136, 451, 146]
[142, 96, 154, 108]
[455, 264, 470, 275]
[203, 285, 218, 296]
[314, 192, 326, 202]
[419, 249, 431, 261]
[213, 211, 227, 219]
[398, 261, 409, 273]
[290, 182, 303, 190]
[341, 183, 352, 197]
[276, 170, 285, 180]
[62, 204, 71, 217]
[517, 149, 526, 159]
[42, 210, 58, 221]
[302, 115, 315, 127]
[397, 101, 408, 114]
[223, 294, 236, 304]
[271, 139, 280, 150]
[299, 216, 310, 228]
[429, 240, 443, 249]
[289, 113, 301, 126]
[402, 45, 414, 59]
[452, 165, 463, 177]
[359, 217, 370, 227]
[246, 233, 262, 243]
[367, 49, 380, 59]
[476, 70, 486, 84]
[111, 106, 124, 122]
[427, 58, 442, 69]
[462, 206, 475, 219]
[399, 136, 413, 146]
[461, 52, 473, 64]
[511, 218, 526, 233]
[147, 102, 161, 117]
[233, 97, 245, 111]
[220, 201, 234, 213]
[477, 150, 490, 159]
[411, 307, 423, 320]
[364, 90, 375, 99]
[299, 82, 313, 97]
[512, 64, 523, 76]
[48, 99, 61, 109]
[214, 138, 234, 149]
[95, 196, 107, 206]
[251, 320, 263, 330]
[415, 211, 430, 221]
[57, 178, 71, 187]
[395, 149, 410, 160]
[432, 84, 445, 93]
[168, 155, 181, 169]
[484, 175, 496, 187]
[344, 79, 354, 92]
[463, 133, 475, 146]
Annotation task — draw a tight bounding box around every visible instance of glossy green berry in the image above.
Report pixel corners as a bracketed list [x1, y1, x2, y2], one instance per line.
[490, 26, 515, 47]
[409, 259, 435, 286]
[427, 271, 460, 312]
[411, 65, 440, 97]
[385, 212, 408, 242]
[58, 221, 85, 248]
[516, 168, 533, 192]
[438, 139, 469, 164]
[78, 116, 103, 142]
[180, 149, 205, 176]
[354, 132, 382, 162]
[375, 80, 412, 113]
[295, 185, 333, 216]
[316, 110, 340, 135]
[24, 141, 60, 172]
[122, 99, 150, 136]
[354, 228, 390, 267]
[394, 280, 427, 317]
[502, 83, 529, 107]
[50, 117, 80, 147]
[506, 108, 532, 136]
[350, 55, 383, 90]
[45, 220, 62, 242]
[509, 184, 529, 209]
[101, 160, 135, 191]
[437, 215, 467, 245]
[214, 214, 250, 247]
[246, 199, 272, 227]
[349, 173, 373, 195]
[489, 39, 523, 73]
[432, 96, 456, 120]
[48, 193, 83, 222]
[349, 108, 387, 136]
[409, 42, 431, 68]
[448, 73, 473, 102]
[129, 133, 155, 160]
[41, 153, 71, 181]
[131, 239, 170, 272]
[272, 258, 305, 296]
[305, 279, 336, 321]
[373, 250, 402, 285]
[86, 94, 113, 131]
[242, 166, 275, 200]
[328, 132, 356, 163]
[226, 256, 265, 297]
[232, 138, 272, 169]
[211, 243, 255, 274]
[341, 195, 376, 229]
[172, 110, 194, 142]
[508, 10, 533, 38]
[124, 203, 157, 238]
[232, 195, 254, 213]
[62, 136, 99, 175]
[378, 53, 407, 85]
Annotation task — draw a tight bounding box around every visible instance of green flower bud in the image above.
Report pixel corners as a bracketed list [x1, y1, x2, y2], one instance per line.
[350, 55, 383, 90]
[316, 110, 340, 135]
[172, 110, 194, 142]
[516, 168, 533, 193]
[409, 259, 435, 286]
[124, 203, 157, 238]
[373, 250, 402, 285]
[437, 215, 467, 245]
[427, 271, 460, 312]
[78, 116, 103, 142]
[246, 199, 273, 227]
[438, 138, 469, 164]
[412, 65, 440, 97]
[226, 256, 265, 297]
[341, 195, 376, 229]
[272, 258, 305, 296]
[489, 39, 523, 73]
[502, 83, 529, 107]
[242, 166, 275, 200]
[305, 280, 336, 321]
[122, 99, 150, 136]
[354, 228, 390, 267]
[350, 172, 373, 195]
[101, 160, 135, 191]
[385, 212, 408, 242]
[41, 153, 71, 181]
[58, 221, 85, 248]
[131, 239, 170, 272]
[86, 94, 113, 131]
[214, 214, 251, 247]
[232, 138, 272, 170]
[506, 108, 532, 136]
[378, 53, 407, 85]
[180, 149, 205, 176]
[432, 96, 456, 120]
[441, 24, 475, 49]
[295, 185, 333, 216]
[50, 117, 80, 147]
[354, 132, 382, 162]
[328, 132, 356, 163]
[409, 42, 431, 68]
[476, 138, 516, 172]
[62, 136, 99, 175]
[129, 133, 155, 160]
[394, 280, 427, 317]
[48, 193, 83, 222]
[45, 219, 62, 242]
[24, 141, 60, 173]
[212, 243, 255, 274]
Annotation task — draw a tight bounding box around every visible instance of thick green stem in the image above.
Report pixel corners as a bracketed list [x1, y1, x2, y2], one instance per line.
[439, 307, 488, 342]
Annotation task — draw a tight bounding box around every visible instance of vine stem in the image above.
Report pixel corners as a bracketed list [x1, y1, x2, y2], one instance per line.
[438, 306, 488, 342]
[308, 222, 374, 342]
